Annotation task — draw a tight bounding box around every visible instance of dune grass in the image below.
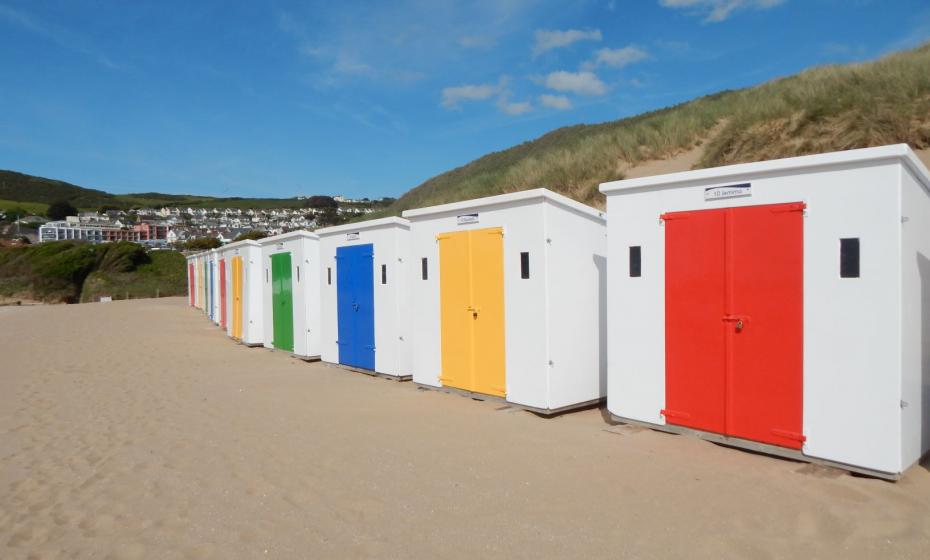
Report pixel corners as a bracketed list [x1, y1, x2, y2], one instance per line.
[373, 42, 930, 216]
[0, 241, 187, 303]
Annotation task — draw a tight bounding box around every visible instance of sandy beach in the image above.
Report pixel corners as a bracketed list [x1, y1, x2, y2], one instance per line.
[1, 297, 929, 559]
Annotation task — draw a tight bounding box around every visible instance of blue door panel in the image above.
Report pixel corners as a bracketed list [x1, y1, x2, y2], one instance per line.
[336, 244, 376, 370]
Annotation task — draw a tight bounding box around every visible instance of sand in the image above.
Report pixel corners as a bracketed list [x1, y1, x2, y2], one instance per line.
[1, 297, 929, 559]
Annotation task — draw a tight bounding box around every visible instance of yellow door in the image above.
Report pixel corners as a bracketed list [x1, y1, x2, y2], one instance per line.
[438, 231, 472, 391]
[470, 228, 506, 397]
[437, 227, 506, 397]
[232, 256, 243, 339]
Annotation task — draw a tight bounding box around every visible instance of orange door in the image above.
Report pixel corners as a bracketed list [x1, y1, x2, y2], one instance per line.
[437, 227, 506, 397]
[232, 256, 243, 339]
[438, 231, 472, 391]
[219, 259, 227, 328]
[470, 228, 506, 397]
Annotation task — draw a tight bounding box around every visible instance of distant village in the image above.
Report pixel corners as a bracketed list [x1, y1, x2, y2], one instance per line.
[0, 196, 392, 248]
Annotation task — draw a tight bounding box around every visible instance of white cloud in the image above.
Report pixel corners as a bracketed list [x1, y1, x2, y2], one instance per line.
[544, 71, 608, 96]
[533, 28, 602, 56]
[441, 83, 499, 108]
[458, 35, 497, 49]
[658, 0, 786, 23]
[498, 99, 533, 115]
[333, 54, 373, 76]
[440, 76, 533, 116]
[538, 94, 573, 110]
[595, 46, 649, 68]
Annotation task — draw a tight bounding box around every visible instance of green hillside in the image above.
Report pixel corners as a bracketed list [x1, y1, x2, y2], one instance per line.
[375, 42, 930, 215]
[0, 241, 187, 303]
[0, 170, 313, 211]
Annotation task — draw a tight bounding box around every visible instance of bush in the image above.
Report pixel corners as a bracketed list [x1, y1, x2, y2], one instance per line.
[0, 241, 187, 303]
[183, 237, 222, 250]
[233, 230, 269, 242]
[47, 200, 78, 221]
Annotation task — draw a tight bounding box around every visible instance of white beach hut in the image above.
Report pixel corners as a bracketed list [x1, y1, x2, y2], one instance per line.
[599, 144, 930, 479]
[259, 231, 322, 359]
[196, 252, 207, 313]
[221, 240, 264, 346]
[209, 249, 222, 326]
[186, 254, 197, 308]
[317, 217, 411, 378]
[402, 188, 606, 414]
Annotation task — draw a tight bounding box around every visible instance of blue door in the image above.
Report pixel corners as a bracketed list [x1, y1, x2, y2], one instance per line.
[336, 244, 375, 370]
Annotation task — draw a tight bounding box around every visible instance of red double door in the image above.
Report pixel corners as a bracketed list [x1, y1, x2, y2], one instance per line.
[663, 202, 805, 449]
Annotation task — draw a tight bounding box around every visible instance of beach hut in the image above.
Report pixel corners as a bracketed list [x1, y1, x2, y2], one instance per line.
[260, 231, 322, 359]
[214, 249, 224, 327]
[187, 254, 196, 307]
[221, 240, 264, 346]
[599, 144, 930, 479]
[402, 188, 606, 414]
[210, 249, 222, 326]
[317, 217, 411, 378]
[197, 252, 206, 312]
[208, 250, 219, 324]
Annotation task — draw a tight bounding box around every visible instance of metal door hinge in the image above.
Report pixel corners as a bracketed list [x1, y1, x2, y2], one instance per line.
[771, 429, 806, 442]
[771, 202, 807, 213]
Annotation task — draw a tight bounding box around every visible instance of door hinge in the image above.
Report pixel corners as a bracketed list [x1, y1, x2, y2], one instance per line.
[660, 408, 691, 419]
[771, 429, 806, 442]
[660, 212, 690, 221]
[771, 202, 807, 213]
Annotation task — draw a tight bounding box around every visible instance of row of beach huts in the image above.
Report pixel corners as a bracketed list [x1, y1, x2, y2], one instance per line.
[186, 145, 930, 480]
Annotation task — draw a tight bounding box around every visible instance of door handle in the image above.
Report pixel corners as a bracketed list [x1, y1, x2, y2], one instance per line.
[353, 303, 359, 311]
[722, 315, 748, 332]
[466, 306, 479, 318]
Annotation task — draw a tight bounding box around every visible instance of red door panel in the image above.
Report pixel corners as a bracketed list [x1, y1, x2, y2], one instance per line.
[664, 209, 727, 435]
[728, 203, 804, 449]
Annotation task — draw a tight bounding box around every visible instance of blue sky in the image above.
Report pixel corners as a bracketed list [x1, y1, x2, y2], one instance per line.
[1, 0, 929, 200]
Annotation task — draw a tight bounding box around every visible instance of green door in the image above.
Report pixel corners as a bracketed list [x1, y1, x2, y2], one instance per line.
[271, 252, 294, 352]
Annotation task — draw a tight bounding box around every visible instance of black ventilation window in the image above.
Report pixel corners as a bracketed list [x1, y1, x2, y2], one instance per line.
[327, 267, 332, 285]
[520, 252, 530, 279]
[296, 266, 300, 283]
[381, 264, 387, 285]
[629, 246, 642, 278]
[840, 238, 860, 278]
[265, 268, 269, 283]
[421, 257, 428, 280]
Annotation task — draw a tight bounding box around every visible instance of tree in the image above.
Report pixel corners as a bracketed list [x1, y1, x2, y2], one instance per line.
[233, 230, 269, 242]
[315, 207, 347, 227]
[302, 195, 337, 210]
[184, 237, 222, 250]
[47, 200, 78, 221]
[1, 206, 28, 222]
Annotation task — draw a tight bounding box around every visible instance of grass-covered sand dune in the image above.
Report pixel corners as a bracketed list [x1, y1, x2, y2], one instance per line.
[0, 241, 186, 303]
[377, 42, 930, 214]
